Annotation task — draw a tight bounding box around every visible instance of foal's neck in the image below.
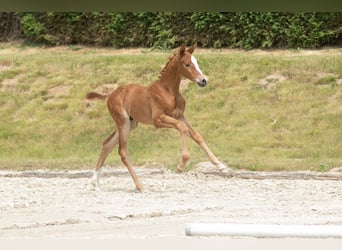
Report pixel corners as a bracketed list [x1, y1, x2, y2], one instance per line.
[160, 58, 181, 97]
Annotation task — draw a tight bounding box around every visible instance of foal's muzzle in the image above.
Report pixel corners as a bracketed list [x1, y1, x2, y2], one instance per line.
[197, 76, 208, 87]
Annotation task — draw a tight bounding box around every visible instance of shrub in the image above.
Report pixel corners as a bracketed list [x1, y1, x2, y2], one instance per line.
[1, 12, 341, 49]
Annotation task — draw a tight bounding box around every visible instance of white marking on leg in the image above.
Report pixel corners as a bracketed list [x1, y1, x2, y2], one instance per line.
[217, 162, 228, 173]
[91, 170, 101, 191]
[200, 142, 228, 173]
[191, 55, 203, 75]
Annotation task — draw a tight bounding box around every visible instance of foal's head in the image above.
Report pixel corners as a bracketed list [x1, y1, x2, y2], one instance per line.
[178, 43, 208, 87]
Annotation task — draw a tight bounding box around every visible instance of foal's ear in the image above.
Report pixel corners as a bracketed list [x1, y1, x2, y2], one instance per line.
[186, 42, 197, 54]
[178, 44, 186, 57]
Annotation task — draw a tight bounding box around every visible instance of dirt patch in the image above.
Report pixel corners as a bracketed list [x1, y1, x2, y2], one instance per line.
[1, 166, 342, 239]
[0, 61, 18, 89]
[314, 72, 342, 86]
[2, 78, 17, 87]
[47, 85, 72, 97]
[258, 74, 287, 90]
[0, 60, 11, 71]
[315, 72, 338, 79]
[92, 83, 118, 95]
[42, 85, 73, 103]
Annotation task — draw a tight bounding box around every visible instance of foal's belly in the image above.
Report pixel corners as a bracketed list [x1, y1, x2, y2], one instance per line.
[124, 85, 153, 125]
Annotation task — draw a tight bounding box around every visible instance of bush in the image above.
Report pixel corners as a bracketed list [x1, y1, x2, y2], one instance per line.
[0, 12, 21, 41]
[1, 12, 341, 49]
[20, 13, 45, 42]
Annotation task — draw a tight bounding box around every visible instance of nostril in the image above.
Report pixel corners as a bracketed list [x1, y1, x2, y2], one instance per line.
[201, 77, 208, 85]
[197, 77, 208, 87]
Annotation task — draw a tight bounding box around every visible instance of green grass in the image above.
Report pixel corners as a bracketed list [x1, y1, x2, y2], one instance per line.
[0, 43, 341, 171]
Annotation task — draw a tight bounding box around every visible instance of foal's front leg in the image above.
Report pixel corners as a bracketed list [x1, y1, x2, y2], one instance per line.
[181, 117, 228, 173]
[154, 114, 191, 172]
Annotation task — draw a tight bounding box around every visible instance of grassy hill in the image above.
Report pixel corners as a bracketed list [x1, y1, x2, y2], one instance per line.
[0, 43, 341, 171]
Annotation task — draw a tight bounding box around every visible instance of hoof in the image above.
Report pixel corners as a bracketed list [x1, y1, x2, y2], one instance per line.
[90, 179, 96, 188]
[220, 167, 228, 174]
[136, 185, 144, 192]
[91, 182, 101, 191]
[90, 175, 101, 191]
[217, 162, 229, 173]
[177, 165, 185, 173]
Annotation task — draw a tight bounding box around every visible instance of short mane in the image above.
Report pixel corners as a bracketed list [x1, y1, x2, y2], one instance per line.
[159, 52, 178, 78]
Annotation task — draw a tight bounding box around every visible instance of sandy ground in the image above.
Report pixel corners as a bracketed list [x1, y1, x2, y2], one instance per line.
[1, 165, 342, 239]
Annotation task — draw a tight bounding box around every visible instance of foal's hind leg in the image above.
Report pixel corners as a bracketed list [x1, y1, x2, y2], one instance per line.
[91, 120, 138, 191]
[91, 131, 119, 190]
[117, 118, 143, 192]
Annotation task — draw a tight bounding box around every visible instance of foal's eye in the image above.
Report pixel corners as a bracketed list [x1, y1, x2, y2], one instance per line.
[184, 63, 190, 68]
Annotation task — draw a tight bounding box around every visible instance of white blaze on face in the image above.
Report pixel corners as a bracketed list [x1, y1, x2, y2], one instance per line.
[191, 55, 203, 75]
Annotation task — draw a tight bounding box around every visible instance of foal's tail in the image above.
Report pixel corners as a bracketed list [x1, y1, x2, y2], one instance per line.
[85, 92, 108, 100]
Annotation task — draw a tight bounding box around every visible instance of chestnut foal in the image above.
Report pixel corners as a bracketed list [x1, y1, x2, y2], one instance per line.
[86, 44, 227, 192]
